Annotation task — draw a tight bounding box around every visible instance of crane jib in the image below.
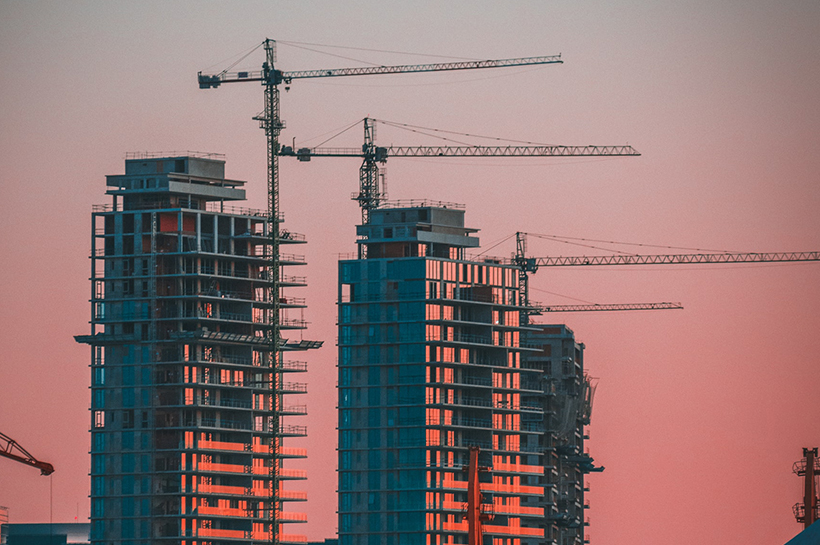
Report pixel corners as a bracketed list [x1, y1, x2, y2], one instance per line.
[281, 56, 563, 80]
[198, 55, 563, 88]
[279, 145, 641, 159]
[534, 252, 820, 266]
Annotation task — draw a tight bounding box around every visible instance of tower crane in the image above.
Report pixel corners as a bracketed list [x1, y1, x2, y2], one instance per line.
[513, 231, 820, 325]
[198, 39, 566, 545]
[0, 432, 54, 476]
[281, 117, 640, 228]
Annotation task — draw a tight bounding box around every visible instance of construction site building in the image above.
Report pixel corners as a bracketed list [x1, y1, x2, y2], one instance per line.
[523, 325, 599, 545]
[337, 203, 548, 545]
[76, 154, 318, 544]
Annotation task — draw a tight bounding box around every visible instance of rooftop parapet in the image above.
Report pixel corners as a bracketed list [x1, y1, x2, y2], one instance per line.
[106, 155, 245, 203]
[357, 203, 480, 251]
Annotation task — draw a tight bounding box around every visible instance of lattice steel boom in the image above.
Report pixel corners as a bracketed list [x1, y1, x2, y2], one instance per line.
[530, 251, 820, 267]
[534, 302, 684, 312]
[0, 431, 54, 476]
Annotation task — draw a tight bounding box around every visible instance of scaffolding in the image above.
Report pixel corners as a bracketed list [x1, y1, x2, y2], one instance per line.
[76, 155, 321, 544]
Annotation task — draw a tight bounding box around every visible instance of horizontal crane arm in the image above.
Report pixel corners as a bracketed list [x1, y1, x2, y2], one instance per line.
[533, 302, 683, 312]
[0, 432, 54, 475]
[282, 56, 563, 80]
[280, 144, 640, 160]
[532, 251, 820, 267]
[388, 144, 640, 157]
[199, 55, 563, 87]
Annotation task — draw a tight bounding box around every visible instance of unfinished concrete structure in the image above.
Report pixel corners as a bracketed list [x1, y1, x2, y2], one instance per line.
[76, 153, 319, 544]
[523, 325, 600, 545]
[338, 203, 550, 545]
[336, 202, 602, 545]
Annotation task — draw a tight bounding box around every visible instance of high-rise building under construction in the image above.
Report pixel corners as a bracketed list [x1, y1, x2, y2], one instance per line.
[336, 202, 599, 545]
[76, 154, 320, 544]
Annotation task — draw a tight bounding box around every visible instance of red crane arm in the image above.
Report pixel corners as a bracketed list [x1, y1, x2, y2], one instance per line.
[0, 432, 54, 476]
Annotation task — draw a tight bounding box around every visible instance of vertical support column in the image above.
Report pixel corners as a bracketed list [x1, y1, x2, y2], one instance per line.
[466, 446, 483, 545]
[804, 448, 818, 529]
[149, 212, 158, 541]
[514, 232, 535, 327]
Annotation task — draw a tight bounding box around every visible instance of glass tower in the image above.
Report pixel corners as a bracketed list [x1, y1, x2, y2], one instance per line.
[337, 202, 546, 545]
[77, 154, 319, 544]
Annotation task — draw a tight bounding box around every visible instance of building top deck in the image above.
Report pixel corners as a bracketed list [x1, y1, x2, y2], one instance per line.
[357, 203, 480, 253]
[106, 155, 246, 202]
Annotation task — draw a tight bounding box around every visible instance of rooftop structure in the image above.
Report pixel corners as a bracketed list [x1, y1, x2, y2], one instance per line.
[76, 155, 320, 544]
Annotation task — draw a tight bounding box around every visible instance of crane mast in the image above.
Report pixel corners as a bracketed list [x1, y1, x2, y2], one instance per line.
[198, 39, 566, 545]
[0, 432, 54, 476]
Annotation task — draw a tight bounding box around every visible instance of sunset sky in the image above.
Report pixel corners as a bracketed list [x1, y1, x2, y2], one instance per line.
[1, 1, 818, 544]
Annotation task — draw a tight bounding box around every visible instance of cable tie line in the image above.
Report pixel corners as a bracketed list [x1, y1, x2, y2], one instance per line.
[296, 118, 364, 146]
[278, 40, 480, 61]
[201, 41, 263, 72]
[527, 232, 735, 253]
[529, 286, 595, 304]
[308, 119, 364, 148]
[279, 41, 385, 67]
[376, 117, 554, 146]
[476, 233, 515, 256]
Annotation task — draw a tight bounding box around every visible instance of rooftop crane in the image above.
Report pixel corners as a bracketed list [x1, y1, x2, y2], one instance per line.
[0, 432, 54, 476]
[198, 39, 566, 545]
[280, 117, 640, 228]
[513, 231, 820, 324]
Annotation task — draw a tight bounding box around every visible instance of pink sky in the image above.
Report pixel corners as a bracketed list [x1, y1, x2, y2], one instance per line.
[1, 2, 818, 543]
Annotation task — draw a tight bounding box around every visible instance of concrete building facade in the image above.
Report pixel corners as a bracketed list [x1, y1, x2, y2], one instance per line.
[77, 154, 318, 544]
[337, 203, 548, 545]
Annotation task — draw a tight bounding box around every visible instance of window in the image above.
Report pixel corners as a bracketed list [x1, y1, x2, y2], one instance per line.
[92, 433, 105, 453]
[93, 411, 105, 429]
[91, 498, 104, 518]
[92, 477, 104, 495]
